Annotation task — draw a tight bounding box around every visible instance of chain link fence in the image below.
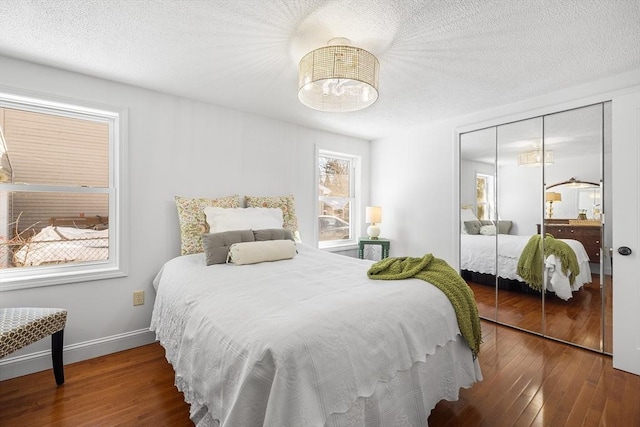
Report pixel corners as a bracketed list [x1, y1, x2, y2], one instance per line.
[1, 231, 108, 269]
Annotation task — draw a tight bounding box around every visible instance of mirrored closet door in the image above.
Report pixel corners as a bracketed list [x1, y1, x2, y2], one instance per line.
[459, 102, 612, 353]
[496, 117, 544, 335]
[460, 127, 497, 322]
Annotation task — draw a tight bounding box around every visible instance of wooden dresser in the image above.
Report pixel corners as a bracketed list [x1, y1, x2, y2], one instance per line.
[537, 220, 602, 263]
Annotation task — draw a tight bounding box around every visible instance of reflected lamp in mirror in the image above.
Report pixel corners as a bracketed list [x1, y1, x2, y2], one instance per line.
[365, 206, 382, 239]
[545, 192, 562, 218]
[518, 149, 554, 166]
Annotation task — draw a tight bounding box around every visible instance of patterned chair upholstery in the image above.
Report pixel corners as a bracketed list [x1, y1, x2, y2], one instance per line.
[0, 308, 68, 385]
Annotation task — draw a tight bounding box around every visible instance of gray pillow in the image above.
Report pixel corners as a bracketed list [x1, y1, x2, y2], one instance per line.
[496, 220, 513, 234]
[202, 229, 255, 265]
[464, 220, 483, 235]
[253, 228, 294, 242]
[469, 219, 512, 234]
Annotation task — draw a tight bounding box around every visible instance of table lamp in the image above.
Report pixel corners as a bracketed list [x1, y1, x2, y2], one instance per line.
[545, 192, 562, 218]
[365, 206, 382, 239]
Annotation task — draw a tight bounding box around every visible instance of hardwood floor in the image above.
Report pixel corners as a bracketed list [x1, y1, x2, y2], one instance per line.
[469, 274, 613, 352]
[0, 343, 192, 427]
[1, 321, 637, 426]
[429, 321, 638, 426]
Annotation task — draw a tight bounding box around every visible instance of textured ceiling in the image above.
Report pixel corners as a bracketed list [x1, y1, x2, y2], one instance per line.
[460, 102, 610, 165]
[0, 0, 638, 140]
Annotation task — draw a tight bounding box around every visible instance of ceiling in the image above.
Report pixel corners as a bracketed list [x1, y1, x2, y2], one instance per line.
[0, 0, 638, 140]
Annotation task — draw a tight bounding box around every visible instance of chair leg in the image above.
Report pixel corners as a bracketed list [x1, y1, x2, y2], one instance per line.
[51, 329, 65, 385]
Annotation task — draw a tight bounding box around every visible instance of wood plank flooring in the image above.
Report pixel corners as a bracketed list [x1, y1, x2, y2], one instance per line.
[0, 342, 192, 427]
[469, 274, 612, 352]
[1, 321, 638, 426]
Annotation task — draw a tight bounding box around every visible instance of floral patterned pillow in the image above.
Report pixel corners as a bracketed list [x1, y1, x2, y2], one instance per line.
[245, 195, 301, 242]
[175, 195, 240, 255]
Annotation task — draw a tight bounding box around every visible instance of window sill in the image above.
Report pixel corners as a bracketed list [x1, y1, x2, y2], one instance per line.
[319, 243, 359, 253]
[0, 263, 127, 291]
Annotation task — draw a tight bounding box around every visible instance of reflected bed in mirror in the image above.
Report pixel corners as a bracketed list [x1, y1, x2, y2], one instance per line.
[460, 231, 592, 301]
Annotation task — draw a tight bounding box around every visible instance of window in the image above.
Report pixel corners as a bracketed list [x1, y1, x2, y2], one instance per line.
[0, 89, 127, 290]
[475, 173, 495, 220]
[317, 149, 359, 248]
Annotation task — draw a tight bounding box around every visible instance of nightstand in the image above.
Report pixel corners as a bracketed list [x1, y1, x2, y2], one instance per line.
[358, 238, 390, 260]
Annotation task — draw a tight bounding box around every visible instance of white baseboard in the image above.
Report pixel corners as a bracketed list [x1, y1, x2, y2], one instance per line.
[0, 328, 156, 381]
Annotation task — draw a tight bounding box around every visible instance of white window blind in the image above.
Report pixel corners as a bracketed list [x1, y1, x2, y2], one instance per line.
[1, 108, 109, 234]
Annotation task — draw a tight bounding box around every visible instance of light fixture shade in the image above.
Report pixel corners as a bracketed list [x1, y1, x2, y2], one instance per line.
[298, 43, 379, 112]
[518, 150, 554, 166]
[545, 192, 562, 202]
[365, 206, 382, 224]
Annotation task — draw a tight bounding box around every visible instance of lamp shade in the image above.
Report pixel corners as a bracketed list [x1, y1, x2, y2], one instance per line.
[298, 39, 379, 112]
[518, 149, 554, 166]
[545, 192, 562, 202]
[365, 206, 382, 224]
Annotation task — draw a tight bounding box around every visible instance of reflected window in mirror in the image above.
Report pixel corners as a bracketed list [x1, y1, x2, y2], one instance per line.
[476, 173, 495, 220]
[578, 188, 602, 220]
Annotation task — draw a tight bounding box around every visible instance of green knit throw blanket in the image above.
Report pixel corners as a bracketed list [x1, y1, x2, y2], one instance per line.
[367, 254, 481, 359]
[516, 234, 581, 292]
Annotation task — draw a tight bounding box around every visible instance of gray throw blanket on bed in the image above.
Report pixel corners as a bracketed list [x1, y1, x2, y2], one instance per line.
[367, 254, 482, 359]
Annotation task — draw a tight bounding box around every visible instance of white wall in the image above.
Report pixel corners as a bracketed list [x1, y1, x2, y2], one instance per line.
[497, 163, 543, 236]
[0, 56, 370, 379]
[368, 121, 459, 262]
[370, 69, 640, 268]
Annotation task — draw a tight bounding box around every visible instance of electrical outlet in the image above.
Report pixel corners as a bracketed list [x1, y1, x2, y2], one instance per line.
[133, 290, 144, 306]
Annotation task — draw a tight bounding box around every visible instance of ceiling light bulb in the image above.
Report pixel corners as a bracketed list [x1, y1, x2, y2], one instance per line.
[362, 87, 370, 102]
[322, 81, 330, 96]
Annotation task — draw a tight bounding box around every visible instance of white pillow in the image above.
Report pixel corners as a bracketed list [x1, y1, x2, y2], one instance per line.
[227, 240, 297, 265]
[205, 207, 283, 233]
[460, 208, 477, 235]
[479, 224, 497, 235]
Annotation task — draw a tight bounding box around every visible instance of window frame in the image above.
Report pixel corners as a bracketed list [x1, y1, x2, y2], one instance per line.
[0, 87, 128, 290]
[475, 172, 495, 221]
[316, 148, 360, 250]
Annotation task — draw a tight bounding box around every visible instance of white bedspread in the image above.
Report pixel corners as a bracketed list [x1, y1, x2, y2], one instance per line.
[151, 244, 482, 427]
[460, 234, 592, 300]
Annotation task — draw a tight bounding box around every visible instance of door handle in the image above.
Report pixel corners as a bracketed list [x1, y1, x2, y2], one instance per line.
[618, 246, 632, 256]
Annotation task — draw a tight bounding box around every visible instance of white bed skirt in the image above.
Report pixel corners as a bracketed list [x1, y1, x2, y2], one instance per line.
[178, 336, 481, 427]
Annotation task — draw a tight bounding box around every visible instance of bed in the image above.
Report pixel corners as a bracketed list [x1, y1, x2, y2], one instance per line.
[151, 195, 482, 426]
[151, 244, 481, 426]
[460, 233, 592, 300]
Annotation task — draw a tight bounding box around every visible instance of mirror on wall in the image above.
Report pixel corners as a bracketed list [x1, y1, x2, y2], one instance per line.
[459, 102, 611, 353]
